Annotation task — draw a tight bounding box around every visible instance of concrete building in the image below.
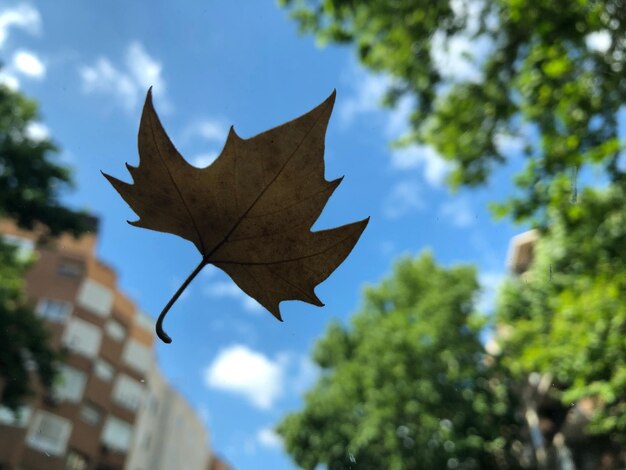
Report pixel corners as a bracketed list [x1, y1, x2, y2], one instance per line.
[506, 229, 539, 275]
[127, 366, 212, 470]
[0, 219, 217, 470]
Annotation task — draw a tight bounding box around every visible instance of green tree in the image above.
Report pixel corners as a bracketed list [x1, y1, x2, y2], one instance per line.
[279, 1, 626, 464]
[496, 186, 626, 464]
[0, 82, 88, 410]
[0, 83, 87, 235]
[0, 243, 57, 410]
[278, 253, 525, 469]
[279, 0, 625, 223]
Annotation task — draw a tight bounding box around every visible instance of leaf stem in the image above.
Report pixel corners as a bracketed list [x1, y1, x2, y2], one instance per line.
[156, 257, 208, 344]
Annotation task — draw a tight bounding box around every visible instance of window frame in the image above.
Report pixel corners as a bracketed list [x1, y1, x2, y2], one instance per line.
[101, 415, 133, 453]
[26, 410, 72, 456]
[93, 358, 115, 382]
[36, 298, 73, 323]
[62, 317, 102, 358]
[54, 364, 87, 403]
[79, 402, 103, 426]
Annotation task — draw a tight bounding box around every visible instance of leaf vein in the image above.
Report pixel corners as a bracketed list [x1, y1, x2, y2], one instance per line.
[149, 110, 206, 253]
[206, 101, 331, 260]
[213, 225, 359, 266]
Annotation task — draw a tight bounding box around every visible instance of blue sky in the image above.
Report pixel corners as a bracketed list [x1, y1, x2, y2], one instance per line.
[0, 2, 528, 469]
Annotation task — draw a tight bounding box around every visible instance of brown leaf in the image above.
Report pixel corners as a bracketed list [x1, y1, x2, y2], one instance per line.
[103, 88, 368, 342]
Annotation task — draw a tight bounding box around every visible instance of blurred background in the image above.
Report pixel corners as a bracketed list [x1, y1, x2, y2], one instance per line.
[1, 1, 625, 469]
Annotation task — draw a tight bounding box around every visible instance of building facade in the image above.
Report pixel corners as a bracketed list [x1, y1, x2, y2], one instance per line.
[0, 220, 216, 470]
[126, 366, 212, 470]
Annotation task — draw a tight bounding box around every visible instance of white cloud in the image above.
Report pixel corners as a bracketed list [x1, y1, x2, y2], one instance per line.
[391, 146, 451, 187]
[257, 427, 283, 450]
[440, 197, 475, 227]
[0, 6, 44, 90]
[191, 152, 219, 168]
[340, 63, 450, 186]
[339, 64, 413, 139]
[79, 42, 168, 112]
[0, 4, 41, 49]
[203, 345, 286, 410]
[478, 270, 505, 313]
[385, 94, 414, 138]
[126, 42, 165, 94]
[80, 58, 138, 109]
[430, 0, 495, 83]
[203, 348, 315, 410]
[242, 296, 262, 312]
[182, 119, 229, 167]
[339, 72, 389, 127]
[185, 119, 229, 143]
[382, 180, 424, 220]
[494, 132, 525, 156]
[12, 50, 45, 79]
[203, 280, 263, 312]
[338, 1, 497, 183]
[204, 281, 241, 297]
[25, 122, 49, 141]
[430, 31, 492, 83]
[586, 30, 611, 54]
[201, 264, 219, 278]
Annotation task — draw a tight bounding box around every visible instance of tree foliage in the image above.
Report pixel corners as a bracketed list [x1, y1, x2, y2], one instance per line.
[0, 84, 88, 235]
[280, 0, 626, 223]
[278, 0, 626, 464]
[0, 242, 56, 410]
[497, 186, 626, 445]
[0, 82, 88, 410]
[278, 253, 524, 469]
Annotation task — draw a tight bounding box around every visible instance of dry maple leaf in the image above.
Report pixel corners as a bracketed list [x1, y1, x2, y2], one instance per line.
[103, 88, 368, 343]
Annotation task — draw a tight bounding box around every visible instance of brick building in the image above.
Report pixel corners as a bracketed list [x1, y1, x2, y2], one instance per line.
[0, 219, 218, 470]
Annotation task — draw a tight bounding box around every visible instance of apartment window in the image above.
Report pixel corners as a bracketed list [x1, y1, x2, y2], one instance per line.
[79, 403, 102, 426]
[0, 406, 31, 427]
[66, 449, 89, 470]
[36, 299, 72, 323]
[58, 258, 84, 278]
[54, 365, 87, 403]
[63, 317, 102, 358]
[76, 279, 113, 317]
[26, 411, 72, 456]
[112, 374, 144, 412]
[122, 339, 152, 375]
[94, 358, 115, 382]
[134, 311, 155, 332]
[101, 416, 132, 452]
[105, 319, 126, 341]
